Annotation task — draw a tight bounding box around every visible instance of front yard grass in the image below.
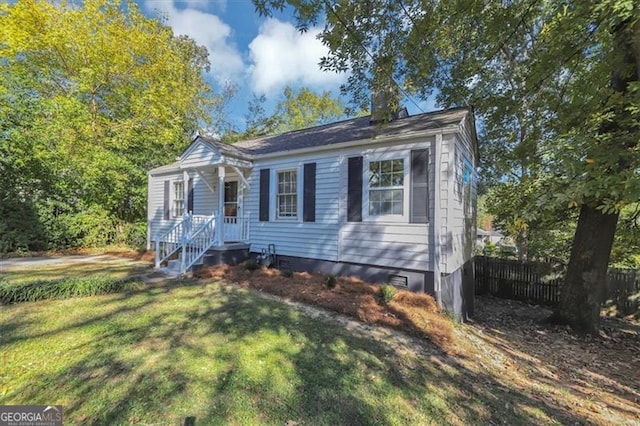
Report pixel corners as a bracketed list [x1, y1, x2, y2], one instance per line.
[0, 276, 548, 426]
[2, 262, 638, 425]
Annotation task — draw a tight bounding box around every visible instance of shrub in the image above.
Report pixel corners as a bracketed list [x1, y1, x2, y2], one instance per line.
[380, 284, 397, 303]
[325, 275, 337, 289]
[68, 205, 116, 247]
[244, 259, 259, 271]
[0, 196, 48, 253]
[0, 275, 143, 304]
[281, 269, 293, 278]
[115, 221, 147, 249]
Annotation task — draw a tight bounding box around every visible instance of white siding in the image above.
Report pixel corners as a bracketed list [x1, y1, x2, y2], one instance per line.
[443, 122, 476, 273]
[148, 168, 219, 241]
[339, 223, 430, 270]
[192, 169, 218, 216]
[336, 138, 434, 271]
[147, 171, 181, 241]
[245, 153, 341, 261]
[181, 141, 220, 168]
[243, 138, 435, 269]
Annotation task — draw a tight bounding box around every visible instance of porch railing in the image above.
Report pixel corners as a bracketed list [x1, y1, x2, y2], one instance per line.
[223, 213, 250, 243]
[154, 213, 189, 268]
[154, 212, 250, 272]
[180, 215, 216, 273]
[154, 212, 216, 270]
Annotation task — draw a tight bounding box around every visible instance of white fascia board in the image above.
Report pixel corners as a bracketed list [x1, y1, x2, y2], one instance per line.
[175, 157, 253, 171]
[219, 156, 253, 169]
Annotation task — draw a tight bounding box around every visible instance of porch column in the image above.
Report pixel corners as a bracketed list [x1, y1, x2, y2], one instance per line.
[216, 167, 225, 245]
[183, 170, 190, 214]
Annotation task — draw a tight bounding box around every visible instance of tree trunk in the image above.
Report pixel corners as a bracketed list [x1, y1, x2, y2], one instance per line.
[551, 205, 618, 334]
[551, 13, 638, 335]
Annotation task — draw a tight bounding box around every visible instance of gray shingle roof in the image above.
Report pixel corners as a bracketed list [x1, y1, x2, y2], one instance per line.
[151, 107, 473, 174]
[195, 137, 252, 160]
[149, 161, 180, 174]
[231, 107, 471, 156]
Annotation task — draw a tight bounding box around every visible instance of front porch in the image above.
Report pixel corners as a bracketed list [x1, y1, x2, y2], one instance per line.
[153, 212, 251, 274]
[148, 136, 255, 274]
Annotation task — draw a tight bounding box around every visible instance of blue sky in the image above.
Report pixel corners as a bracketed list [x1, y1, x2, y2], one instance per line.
[138, 0, 435, 130]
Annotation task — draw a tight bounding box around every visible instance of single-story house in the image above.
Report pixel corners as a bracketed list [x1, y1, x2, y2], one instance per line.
[148, 106, 478, 319]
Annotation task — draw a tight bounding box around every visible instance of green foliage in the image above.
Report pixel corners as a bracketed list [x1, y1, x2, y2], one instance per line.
[610, 204, 640, 268]
[0, 275, 143, 304]
[241, 86, 346, 138]
[115, 221, 148, 250]
[0, 195, 48, 253]
[482, 242, 498, 257]
[476, 194, 494, 231]
[380, 285, 397, 303]
[0, 0, 221, 253]
[244, 259, 259, 271]
[67, 205, 117, 247]
[273, 86, 345, 133]
[325, 275, 337, 289]
[281, 269, 293, 278]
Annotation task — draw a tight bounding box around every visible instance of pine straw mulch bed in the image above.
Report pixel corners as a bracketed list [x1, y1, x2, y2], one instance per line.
[193, 264, 455, 352]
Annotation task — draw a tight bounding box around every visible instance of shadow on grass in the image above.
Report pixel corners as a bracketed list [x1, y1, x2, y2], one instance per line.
[0, 280, 607, 424]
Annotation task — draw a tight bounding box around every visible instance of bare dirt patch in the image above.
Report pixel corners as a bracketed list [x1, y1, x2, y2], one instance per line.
[456, 296, 640, 425]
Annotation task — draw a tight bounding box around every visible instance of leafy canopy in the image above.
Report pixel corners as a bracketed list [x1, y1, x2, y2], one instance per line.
[0, 0, 219, 249]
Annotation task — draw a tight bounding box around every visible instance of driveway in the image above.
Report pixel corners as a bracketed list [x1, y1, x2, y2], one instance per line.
[0, 254, 149, 270]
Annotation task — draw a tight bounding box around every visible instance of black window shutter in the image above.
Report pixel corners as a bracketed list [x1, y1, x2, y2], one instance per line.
[187, 177, 194, 213]
[347, 156, 363, 222]
[303, 163, 316, 222]
[163, 180, 170, 220]
[259, 168, 270, 222]
[410, 149, 429, 223]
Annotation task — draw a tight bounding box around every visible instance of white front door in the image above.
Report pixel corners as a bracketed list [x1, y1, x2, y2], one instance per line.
[223, 180, 241, 241]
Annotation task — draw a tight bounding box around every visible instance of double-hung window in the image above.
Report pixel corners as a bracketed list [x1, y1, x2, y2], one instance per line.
[277, 169, 297, 219]
[173, 180, 185, 217]
[368, 158, 404, 216]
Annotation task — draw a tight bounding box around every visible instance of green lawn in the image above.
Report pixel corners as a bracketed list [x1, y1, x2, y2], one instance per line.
[0, 277, 509, 425]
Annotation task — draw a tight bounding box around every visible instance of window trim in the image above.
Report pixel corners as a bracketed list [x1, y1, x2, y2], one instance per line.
[172, 179, 185, 218]
[274, 167, 301, 221]
[363, 153, 410, 222]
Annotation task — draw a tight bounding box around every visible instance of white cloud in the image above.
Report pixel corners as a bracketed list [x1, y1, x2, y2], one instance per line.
[248, 18, 346, 93]
[145, 1, 243, 84]
[181, 0, 227, 12]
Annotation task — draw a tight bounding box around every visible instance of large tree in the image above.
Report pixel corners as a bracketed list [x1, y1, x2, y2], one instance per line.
[0, 0, 218, 248]
[254, 0, 640, 333]
[243, 86, 346, 138]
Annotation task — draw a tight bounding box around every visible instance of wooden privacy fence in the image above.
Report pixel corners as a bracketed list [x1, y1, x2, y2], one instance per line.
[474, 256, 640, 315]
